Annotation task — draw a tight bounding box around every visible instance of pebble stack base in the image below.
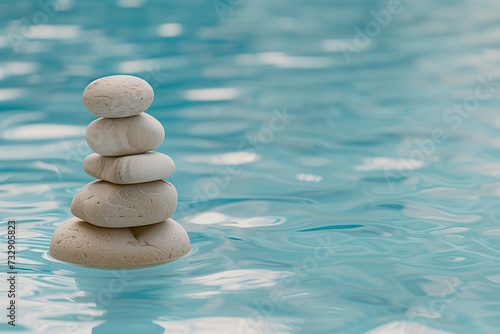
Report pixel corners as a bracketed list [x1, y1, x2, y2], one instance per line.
[49, 217, 191, 269]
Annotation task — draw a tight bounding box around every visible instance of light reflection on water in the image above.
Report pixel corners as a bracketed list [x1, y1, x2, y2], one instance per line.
[1, 0, 500, 333]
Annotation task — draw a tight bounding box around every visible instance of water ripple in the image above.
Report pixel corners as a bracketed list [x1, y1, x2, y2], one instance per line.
[1, 0, 500, 333]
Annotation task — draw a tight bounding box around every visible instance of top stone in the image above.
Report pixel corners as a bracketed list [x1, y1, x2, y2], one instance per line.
[82, 75, 154, 118]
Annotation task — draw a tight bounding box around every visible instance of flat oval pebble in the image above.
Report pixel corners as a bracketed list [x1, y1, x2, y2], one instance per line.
[50, 217, 191, 268]
[70, 180, 177, 228]
[83, 152, 175, 184]
[82, 75, 154, 118]
[86, 113, 164, 156]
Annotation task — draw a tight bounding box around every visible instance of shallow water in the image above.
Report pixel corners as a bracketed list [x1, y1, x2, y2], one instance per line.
[1, 0, 500, 333]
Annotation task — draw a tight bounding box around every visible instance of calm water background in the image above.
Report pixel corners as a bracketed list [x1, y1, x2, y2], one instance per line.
[1, 0, 500, 333]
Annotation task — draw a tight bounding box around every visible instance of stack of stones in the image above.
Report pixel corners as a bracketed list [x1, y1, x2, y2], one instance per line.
[50, 75, 191, 269]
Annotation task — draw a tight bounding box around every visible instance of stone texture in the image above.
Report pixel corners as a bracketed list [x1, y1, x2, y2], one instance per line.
[83, 152, 175, 184]
[82, 75, 154, 118]
[70, 180, 177, 228]
[86, 113, 164, 156]
[49, 217, 191, 268]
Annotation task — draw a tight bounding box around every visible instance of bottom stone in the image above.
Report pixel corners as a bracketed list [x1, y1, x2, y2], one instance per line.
[49, 217, 191, 269]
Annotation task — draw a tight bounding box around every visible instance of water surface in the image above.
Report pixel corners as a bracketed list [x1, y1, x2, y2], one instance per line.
[1, 0, 500, 333]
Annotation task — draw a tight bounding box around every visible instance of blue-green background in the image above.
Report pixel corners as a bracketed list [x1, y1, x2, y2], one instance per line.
[1, 0, 500, 333]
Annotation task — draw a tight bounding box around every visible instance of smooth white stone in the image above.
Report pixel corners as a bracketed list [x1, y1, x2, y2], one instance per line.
[83, 152, 175, 184]
[86, 113, 164, 156]
[50, 217, 191, 268]
[82, 75, 154, 118]
[70, 180, 177, 228]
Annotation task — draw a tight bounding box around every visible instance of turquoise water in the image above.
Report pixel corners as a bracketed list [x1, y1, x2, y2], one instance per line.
[2, 0, 500, 333]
